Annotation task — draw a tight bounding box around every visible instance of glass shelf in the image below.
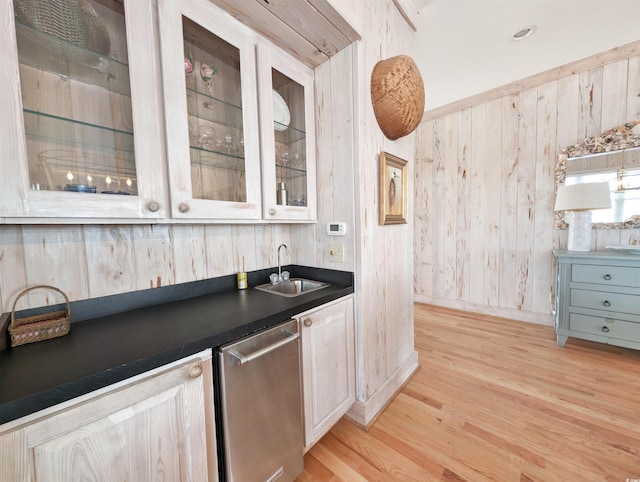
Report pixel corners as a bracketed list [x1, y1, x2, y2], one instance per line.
[276, 163, 307, 179]
[16, 21, 131, 97]
[190, 147, 246, 172]
[275, 124, 306, 144]
[186, 88, 243, 130]
[23, 109, 135, 153]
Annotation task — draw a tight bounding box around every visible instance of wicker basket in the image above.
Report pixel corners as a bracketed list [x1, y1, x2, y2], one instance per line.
[371, 55, 425, 140]
[9, 285, 71, 347]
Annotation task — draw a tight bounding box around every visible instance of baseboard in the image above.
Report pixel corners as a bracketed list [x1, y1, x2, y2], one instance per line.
[346, 350, 419, 429]
[413, 296, 553, 326]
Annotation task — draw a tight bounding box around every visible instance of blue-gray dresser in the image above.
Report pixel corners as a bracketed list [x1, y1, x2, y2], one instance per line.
[554, 250, 640, 349]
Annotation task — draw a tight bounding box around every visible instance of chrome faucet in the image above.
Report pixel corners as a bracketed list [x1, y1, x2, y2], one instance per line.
[277, 243, 290, 282]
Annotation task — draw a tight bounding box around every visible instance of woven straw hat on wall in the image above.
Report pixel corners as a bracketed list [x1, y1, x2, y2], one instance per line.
[371, 55, 425, 141]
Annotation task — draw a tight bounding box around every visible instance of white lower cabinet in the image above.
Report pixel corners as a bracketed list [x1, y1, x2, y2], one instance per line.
[0, 350, 218, 482]
[297, 296, 355, 450]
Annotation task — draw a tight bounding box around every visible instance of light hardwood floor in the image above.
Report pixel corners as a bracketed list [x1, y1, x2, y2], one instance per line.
[297, 303, 640, 481]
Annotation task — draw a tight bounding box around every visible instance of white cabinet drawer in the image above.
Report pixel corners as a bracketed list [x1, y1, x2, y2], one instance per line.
[570, 289, 640, 316]
[572, 264, 640, 288]
[569, 313, 640, 342]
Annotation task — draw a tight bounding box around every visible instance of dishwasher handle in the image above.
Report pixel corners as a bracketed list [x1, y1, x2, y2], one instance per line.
[227, 329, 300, 366]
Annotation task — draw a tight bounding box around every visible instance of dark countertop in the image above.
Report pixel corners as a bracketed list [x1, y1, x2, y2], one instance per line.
[0, 265, 354, 425]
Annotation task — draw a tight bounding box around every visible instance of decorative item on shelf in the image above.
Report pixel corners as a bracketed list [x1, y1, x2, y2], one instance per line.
[184, 50, 216, 94]
[184, 51, 194, 75]
[101, 174, 130, 195]
[379, 151, 408, 225]
[14, 0, 111, 56]
[371, 55, 425, 140]
[64, 184, 96, 193]
[272, 90, 290, 131]
[200, 61, 216, 94]
[64, 169, 97, 193]
[277, 182, 288, 205]
[102, 190, 130, 195]
[554, 182, 612, 251]
[9, 285, 71, 347]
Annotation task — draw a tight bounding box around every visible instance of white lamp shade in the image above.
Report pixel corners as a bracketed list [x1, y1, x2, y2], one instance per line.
[554, 182, 612, 212]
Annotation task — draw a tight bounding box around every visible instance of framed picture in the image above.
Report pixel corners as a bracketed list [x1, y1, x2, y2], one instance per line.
[379, 151, 408, 225]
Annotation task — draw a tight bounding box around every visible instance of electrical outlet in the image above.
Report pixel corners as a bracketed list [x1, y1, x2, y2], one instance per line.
[329, 243, 345, 263]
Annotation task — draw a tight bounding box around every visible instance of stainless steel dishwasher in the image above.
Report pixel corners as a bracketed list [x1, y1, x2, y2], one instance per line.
[218, 319, 303, 482]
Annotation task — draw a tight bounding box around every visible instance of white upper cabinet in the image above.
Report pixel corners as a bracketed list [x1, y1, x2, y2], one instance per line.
[258, 43, 317, 222]
[0, 0, 168, 221]
[0, 0, 329, 223]
[157, 0, 262, 220]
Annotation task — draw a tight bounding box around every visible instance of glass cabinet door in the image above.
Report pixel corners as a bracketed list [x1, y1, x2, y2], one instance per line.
[0, 0, 166, 219]
[258, 43, 316, 221]
[158, 0, 261, 220]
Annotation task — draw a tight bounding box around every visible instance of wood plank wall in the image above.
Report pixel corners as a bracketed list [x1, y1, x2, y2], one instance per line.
[337, 0, 417, 411]
[0, 224, 300, 313]
[414, 43, 640, 325]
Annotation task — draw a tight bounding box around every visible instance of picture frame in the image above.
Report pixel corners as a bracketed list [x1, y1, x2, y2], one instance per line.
[379, 151, 408, 225]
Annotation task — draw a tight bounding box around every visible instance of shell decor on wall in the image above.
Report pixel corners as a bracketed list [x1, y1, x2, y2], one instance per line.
[370, 55, 425, 141]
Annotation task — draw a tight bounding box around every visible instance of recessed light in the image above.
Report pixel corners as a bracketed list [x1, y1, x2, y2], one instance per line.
[512, 25, 537, 41]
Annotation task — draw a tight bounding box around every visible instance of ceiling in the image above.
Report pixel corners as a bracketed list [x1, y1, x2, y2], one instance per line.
[412, 0, 640, 111]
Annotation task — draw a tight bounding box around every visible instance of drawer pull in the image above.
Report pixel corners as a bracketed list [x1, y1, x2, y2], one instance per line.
[603, 300, 611, 307]
[603, 274, 612, 280]
[601, 326, 610, 333]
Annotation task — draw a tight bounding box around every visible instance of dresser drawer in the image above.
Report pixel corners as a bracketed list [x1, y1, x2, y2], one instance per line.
[569, 313, 640, 342]
[572, 264, 640, 288]
[570, 289, 640, 316]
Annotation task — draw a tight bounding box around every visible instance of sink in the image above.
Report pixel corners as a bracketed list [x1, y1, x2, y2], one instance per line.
[255, 278, 329, 297]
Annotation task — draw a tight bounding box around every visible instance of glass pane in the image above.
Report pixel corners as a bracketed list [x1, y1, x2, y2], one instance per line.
[183, 17, 246, 202]
[15, 0, 138, 195]
[273, 69, 307, 207]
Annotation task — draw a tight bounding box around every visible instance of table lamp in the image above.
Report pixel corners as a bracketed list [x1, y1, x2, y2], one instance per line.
[554, 182, 612, 251]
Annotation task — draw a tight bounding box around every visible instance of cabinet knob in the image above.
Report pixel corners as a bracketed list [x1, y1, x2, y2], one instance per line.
[187, 363, 203, 379]
[147, 201, 160, 213]
[601, 326, 610, 333]
[603, 274, 612, 280]
[303, 318, 312, 327]
[178, 202, 190, 213]
[269, 208, 277, 216]
[603, 300, 611, 307]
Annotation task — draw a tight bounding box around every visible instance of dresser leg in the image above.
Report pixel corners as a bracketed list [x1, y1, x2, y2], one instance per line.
[556, 334, 568, 347]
